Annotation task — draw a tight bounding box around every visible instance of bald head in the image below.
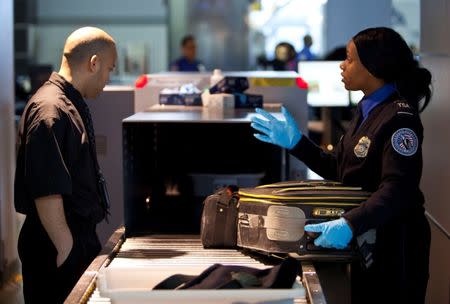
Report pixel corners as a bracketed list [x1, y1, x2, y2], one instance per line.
[62, 27, 116, 68]
[59, 27, 117, 99]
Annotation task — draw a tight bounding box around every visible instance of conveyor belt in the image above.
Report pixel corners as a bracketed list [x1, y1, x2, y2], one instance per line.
[112, 236, 272, 267]
[85, 235, 309, 303]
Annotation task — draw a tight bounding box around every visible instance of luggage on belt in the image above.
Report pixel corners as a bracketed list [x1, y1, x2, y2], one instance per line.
[201, 180, 371, 260]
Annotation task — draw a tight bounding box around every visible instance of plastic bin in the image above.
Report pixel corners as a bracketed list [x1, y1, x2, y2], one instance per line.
[96, 265, 306, 304]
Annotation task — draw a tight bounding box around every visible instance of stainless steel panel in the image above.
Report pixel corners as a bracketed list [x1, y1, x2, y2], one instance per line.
[0, 0, 20, 286]
[420, 55, 450, 235]
[421, 0, 450, 55]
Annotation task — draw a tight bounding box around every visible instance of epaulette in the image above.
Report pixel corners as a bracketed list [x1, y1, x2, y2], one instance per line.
[393, 100, 416, 116]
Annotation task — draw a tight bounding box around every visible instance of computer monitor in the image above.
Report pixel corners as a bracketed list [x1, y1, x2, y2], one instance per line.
[298, 61, 349, 107]
[350, 90, 364, 105]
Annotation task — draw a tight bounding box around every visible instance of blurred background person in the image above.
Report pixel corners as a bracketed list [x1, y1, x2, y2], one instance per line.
[257, 42, 297, 71]
[297, 34, 316, 61]
[170, 35, 205, 72]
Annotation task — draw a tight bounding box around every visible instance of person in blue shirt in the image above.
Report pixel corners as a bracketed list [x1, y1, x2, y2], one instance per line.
[170, 35, 205, 72]
[297, 34, 316, 61]
[251, 27, 432, 304]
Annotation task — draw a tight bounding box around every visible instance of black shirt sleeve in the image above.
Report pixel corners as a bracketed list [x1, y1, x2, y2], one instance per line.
[289, 135, 339, 180]
[24, 107, 72, 199]
[343, 113, 424, 235]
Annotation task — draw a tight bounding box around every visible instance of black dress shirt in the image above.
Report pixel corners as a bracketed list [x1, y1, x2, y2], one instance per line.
[15, 72, 105, 223]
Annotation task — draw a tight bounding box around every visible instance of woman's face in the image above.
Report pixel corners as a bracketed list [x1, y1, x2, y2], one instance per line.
[340, 40, 380, 94]
[276, 45, 289, 61]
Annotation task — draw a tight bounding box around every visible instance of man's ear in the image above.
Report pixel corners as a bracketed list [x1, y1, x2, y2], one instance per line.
[89, 54, 100, 73]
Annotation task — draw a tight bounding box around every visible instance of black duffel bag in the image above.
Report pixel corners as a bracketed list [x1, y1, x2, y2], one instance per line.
[200, 185, 240, 248]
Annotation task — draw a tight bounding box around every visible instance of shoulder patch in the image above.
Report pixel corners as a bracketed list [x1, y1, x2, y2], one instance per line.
[391, 128, 418, 156]
[396, 101, 411, 109]
[392, 101, 419, 119]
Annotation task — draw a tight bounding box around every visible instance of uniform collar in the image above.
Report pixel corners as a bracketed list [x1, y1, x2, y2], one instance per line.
[360, 83, 396, 121]
[48, 72, 85, 107]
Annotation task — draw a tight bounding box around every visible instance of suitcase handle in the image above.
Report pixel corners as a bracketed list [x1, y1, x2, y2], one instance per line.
[305, 231, 321, 240]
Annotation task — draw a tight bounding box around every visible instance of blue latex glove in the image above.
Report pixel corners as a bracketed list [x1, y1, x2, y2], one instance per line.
[304, 218, 353, 249]
[250, 106, 302, 150]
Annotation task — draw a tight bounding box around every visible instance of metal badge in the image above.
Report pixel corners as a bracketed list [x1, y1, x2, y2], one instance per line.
[391, 128, 418, 156]
[354, 136, 371, 158]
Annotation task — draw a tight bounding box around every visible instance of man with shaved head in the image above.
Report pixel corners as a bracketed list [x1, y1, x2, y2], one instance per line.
[15, 27, 117, 303]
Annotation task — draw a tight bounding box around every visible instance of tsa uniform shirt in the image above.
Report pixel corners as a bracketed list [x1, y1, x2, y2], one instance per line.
[290, 87, 431, 303]
[290, 90, 425, 235]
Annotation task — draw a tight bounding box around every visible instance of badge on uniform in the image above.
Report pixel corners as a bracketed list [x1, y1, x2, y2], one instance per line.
[354, 136, 371, 158]
[391, 128, 418, 156]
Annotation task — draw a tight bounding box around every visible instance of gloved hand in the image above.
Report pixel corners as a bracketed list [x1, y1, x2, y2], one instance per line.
[250, 106, 302, 150]
[304, 218, 353, 249]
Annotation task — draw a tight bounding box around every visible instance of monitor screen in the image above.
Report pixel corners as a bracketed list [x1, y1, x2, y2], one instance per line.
[350, 90, 364, 105]
[298, 61, 349, 107]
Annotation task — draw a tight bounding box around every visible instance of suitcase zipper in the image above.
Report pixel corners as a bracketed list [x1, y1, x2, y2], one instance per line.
[239, 197, 361, 206]
[257, 181, 341, 188]
[238, 191, 369, 201]
[273, 186, 363, 193]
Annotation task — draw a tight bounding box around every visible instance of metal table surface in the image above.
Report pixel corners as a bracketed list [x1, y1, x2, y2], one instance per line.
[123, 106, 285, 124]
[64, 228, 327, 304]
